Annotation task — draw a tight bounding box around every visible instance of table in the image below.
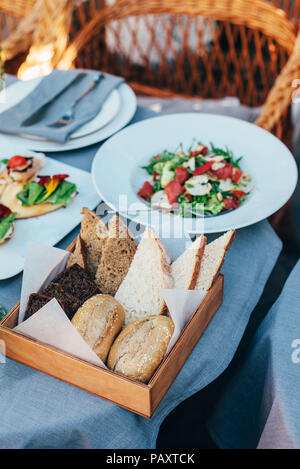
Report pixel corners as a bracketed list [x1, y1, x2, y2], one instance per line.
[0, 92, 156, 312]
[0, 78, 283, 449]
[208, 259, 300, 449]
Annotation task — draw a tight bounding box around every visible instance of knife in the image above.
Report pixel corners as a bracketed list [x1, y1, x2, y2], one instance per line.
[22, 72, 86, 127]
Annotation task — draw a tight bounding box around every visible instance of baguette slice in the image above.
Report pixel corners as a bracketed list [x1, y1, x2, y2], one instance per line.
[172, 235, 206, 289]
[67, 235, 87, 271]
[95, 215, 137, 295]
[80, 207, 108, 278]
[115, 228, 173, 326]
[195, 230, 236, 291]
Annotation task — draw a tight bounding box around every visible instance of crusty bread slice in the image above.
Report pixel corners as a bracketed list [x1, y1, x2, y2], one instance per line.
[95, 215, 137, 295]
[172, 235, 206, 289]
[0, 182, 74, 219]
[115, 227, 173, 326]
[195, 230, 236, 291]
[80, 207, 108, 278]
[67, 235, 87, 270]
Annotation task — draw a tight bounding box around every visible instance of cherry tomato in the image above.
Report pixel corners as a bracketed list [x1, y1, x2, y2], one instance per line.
[193, 162, 212, 176]
[212, 162, 233, 180]
[175, 166, 190, 185]
[138, 181, 154, 201]
[7, 155, 27, 169]
[0, 204, 12, 219]
[165, 180, 184, 204]
[232, 167, 243, 183]
[223, 197, 240, 211]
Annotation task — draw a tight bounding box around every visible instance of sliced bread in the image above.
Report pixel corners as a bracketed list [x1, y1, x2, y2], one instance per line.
[24, 294, 65, 321]
[195, 230, 236, 291]
[80, 207, 108, 278]
[67, 235, 87, 270]
[115, 228, 173, 326]
[53, 263, 99, 304]
[171, 235, 206, 289]
[41, 282, 80, 320]
[95, 215, 137, 295]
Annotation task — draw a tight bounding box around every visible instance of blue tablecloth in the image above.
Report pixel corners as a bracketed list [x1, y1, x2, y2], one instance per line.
[0, 77, 283, 448]
[208, 259, 300, 449]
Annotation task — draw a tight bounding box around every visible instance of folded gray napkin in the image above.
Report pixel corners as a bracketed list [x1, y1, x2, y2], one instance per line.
[0, 70, 124, 143]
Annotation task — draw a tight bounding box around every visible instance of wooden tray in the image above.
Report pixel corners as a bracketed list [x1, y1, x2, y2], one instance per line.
[0, 239, 224, 418]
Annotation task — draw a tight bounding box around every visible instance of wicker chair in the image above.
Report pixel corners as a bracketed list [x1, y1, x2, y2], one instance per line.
[1, 0, 300, 236]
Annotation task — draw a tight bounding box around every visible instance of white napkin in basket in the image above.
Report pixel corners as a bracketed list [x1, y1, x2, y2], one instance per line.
[19, 241, 71, 324]
[163, 288, 207, 354]
[14, 299, 105, 367]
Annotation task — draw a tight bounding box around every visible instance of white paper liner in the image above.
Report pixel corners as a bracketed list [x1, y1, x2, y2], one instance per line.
[14, 299, 106, 368]
[163, 288, 207, 354]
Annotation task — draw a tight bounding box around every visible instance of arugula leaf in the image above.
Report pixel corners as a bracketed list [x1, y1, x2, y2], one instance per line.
[44, 181, 77, 207]
[210, 142, 243, 168]
[17, 181, 46, 206]
[0, 212, 16, 241]
[16, 180, 77, 207]
[141, 164, 155, 175]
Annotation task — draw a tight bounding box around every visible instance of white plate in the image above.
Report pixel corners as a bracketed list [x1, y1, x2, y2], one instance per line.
[0, 76, 120, 139]
[0, 144, 100, 280]
[0, 82, 137, 152]
[92, 113, 298, 234]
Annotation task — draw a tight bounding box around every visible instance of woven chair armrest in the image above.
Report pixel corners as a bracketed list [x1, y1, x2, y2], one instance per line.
[255, 30, 300, 131]
[0, 1, 42, 62]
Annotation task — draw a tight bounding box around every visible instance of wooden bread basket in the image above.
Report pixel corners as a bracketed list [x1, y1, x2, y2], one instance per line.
[0, 237, 224, 418]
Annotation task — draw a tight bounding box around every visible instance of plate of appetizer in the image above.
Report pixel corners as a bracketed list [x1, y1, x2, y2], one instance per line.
[0, 147, 100, 279]
[92, 113, 298, 233]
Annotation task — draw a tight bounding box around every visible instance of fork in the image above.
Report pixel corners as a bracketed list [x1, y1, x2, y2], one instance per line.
[50, 73, 103, 127]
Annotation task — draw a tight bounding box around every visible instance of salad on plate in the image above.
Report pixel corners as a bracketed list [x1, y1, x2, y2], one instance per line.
[137, 142, 252, 217]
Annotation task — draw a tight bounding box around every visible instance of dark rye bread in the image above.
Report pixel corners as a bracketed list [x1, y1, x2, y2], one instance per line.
[52, 263, 99, 304]
[24, 294, 65, 321]
[41, 282, 80, 320]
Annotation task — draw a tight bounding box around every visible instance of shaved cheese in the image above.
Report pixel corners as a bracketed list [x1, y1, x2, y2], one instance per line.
[219, 179, 235, 191]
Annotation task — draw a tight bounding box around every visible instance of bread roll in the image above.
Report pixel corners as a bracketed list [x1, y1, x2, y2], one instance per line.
[107, 315, 174, 383]
[71, 294, 124, 362]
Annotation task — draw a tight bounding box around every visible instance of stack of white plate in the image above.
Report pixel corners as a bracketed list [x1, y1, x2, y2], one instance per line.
[0, 76, 137, 152]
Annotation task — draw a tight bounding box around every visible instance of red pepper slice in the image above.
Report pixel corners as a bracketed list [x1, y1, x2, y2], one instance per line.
[53, 174, 69, 182]
[37, 175, 51, 186]
[232, 167, 243, 184]
[138, 181, 154, 201]
[231, 190, 246, 199]
[7, 155, 28, 169]
[175, 166, 190, 185]
[0, 204, 12, 219]
[193, 162, 212, 176]
[165, 180, 184, 204]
